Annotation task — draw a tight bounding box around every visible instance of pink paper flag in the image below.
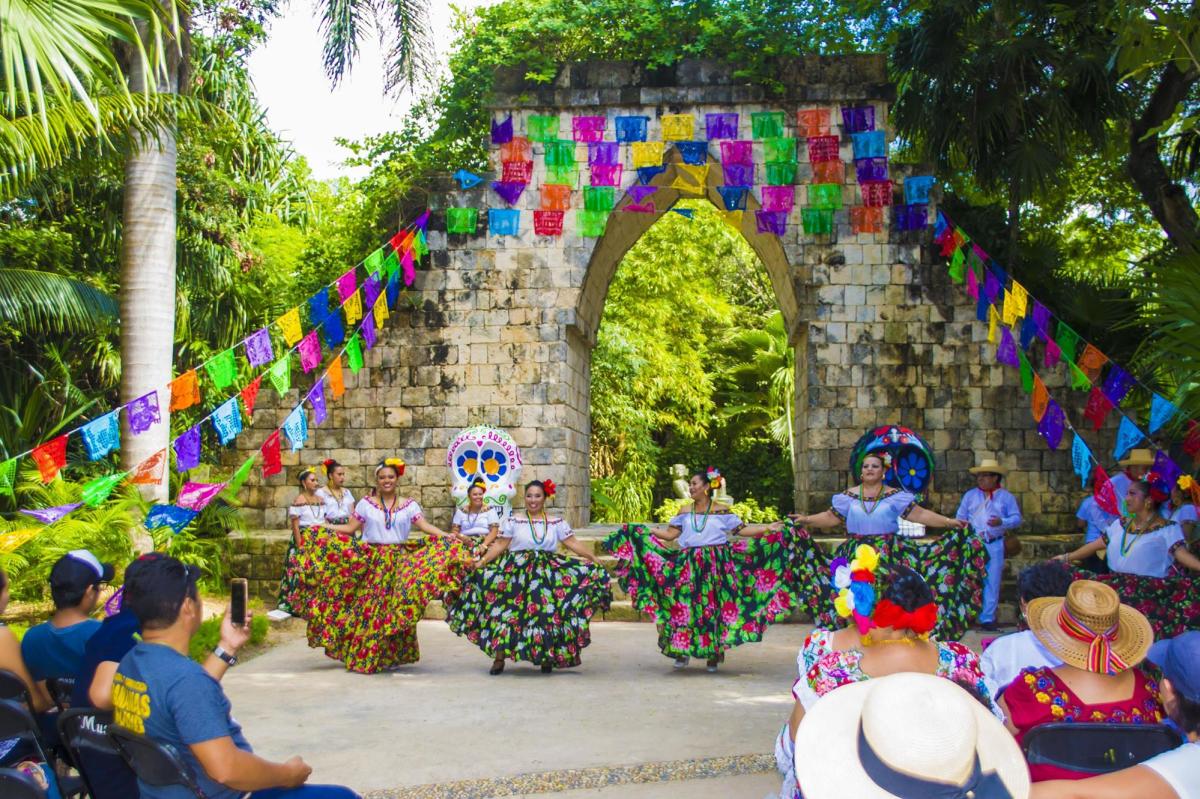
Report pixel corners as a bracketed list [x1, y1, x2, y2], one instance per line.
[299, 331, 322, 373]
[176, 481, 228, 512]
[966, 263, 979, 301]
[336, 269, 357, 302]
[401, 248, 415, 286]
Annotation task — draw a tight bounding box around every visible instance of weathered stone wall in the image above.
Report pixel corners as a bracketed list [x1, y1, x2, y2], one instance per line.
[233, 56, 1101, 535]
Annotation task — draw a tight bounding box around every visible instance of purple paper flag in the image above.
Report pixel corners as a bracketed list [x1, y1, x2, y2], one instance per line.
[841, 105, 875, 133]
[308, 379, 328, 425]
[244, 327, 274, 368]
[723, 163, 754, 186]
[1102, 365, 1135, 406]
[363, 272, 382, 310]
[572, 115, 606, 143]
[996, 328, 1019, 367]
[491, 114, 513, 144]
[984, 272, 1001, 304]
[1154, 450, 1183, 488]
[127, 391, 161, 435]
[1044, 338, 1062, 369]
[855, 158, 889, 183]
[299, 331, 322, 373]
[590, 164, 622, 187]
[491, 181, 526, 205]
[627, 185, 657, 204]
[336, 269, 357, 302]
[588, 141, 619, 166]
[21, 503, 83, 524]
[362, 312, 377, 350]
[1032, 301, 1051, 336]
[706, 113, 738, 140]
[176, 481, 228, 512]
[1037, 399, 1066, 449]
[896, 204, 928, 231]
[173, 425, 202, 472]
[401, 248, 415, 287]
[755, 210, 788, 236]
[760, 186, 795, 213]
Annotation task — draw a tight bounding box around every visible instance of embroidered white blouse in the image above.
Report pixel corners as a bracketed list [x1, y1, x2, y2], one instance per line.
[453, 507, 501, 537]
[316, 486, 356, 522]
[288, 501, 325, 528]
[1103, 518, 1186, 578]
[668, 509, 745, 548]
[353, 497, 424, 544]
[502, 515, 572, 552]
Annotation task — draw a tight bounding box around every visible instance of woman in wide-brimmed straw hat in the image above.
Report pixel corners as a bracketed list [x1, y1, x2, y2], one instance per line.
[957, 456, 1023, 631]
[998, 580, 1164, 782]
[793, 672, 1031, 799]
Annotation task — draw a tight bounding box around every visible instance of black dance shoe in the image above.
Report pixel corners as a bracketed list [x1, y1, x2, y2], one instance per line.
[489, 660, 505, 675]
[541, 662, 553, 674]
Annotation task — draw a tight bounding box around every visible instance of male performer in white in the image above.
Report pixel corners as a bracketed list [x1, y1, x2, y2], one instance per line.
[956, 457, 1023, 631]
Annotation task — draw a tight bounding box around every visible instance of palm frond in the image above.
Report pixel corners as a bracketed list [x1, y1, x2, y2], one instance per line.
[317, 0, 373, 86]
[0, 268, 117, 333]
[382, 0, 434, 94]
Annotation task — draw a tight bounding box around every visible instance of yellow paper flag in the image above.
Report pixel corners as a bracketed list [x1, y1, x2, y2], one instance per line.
[1010, 281, 1028, 319]
[373, 293, 389, 327]
[343, 290, 363, 325]
[721, 210, 744, 230]
[1001, 289, 1019, 327]
[631, 141, 665, 169]
[661, 114, 695, 141]
[276, 308, 302, 346]
[987, 305, 999, 343]
[670, 163, 708, 194]
[328, 356, 345, 399]
[0, 527, 40, 553]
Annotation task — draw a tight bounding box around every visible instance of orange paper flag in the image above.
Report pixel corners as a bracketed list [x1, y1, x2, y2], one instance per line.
[169, 370, 201, 412]
[1077, 344, 1108, 382]
[31, 435, 68, 482]
[130, 448, 167, 485]
[328, 357, 345, 398]
[1032, 375, 1050, 422]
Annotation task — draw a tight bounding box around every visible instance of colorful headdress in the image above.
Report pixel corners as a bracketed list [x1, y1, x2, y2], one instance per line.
[1179, 474, 1200, 507]
[872, 599, 938, 636]
[831, 544, 879, 634]
[375, 457, 406, 476]
[706, 467, 723, 489]
[321, 458, 336, 476]
[542, 478, 557, 499]
[1144, 471, 1170, 505]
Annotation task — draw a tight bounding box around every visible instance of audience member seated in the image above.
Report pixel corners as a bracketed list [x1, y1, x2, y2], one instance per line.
[1000, 580, 1164, 781]
[982, 561, 1072, 704]
[1031, 631, 1200, 798]
[0, 567, 57, 794]
[793, 672, 1032, 799]
[20, 550, 110, 685]
[112, 553, 360, 799]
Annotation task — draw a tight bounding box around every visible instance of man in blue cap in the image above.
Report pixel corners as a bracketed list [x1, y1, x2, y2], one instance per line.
[1032, 631, 1200, 798]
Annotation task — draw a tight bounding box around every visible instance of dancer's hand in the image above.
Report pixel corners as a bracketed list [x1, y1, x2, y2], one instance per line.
[768, 520, 785, 533]
[948, 518, 968, 529]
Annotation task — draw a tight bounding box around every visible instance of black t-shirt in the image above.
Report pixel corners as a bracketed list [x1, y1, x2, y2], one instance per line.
[70, 610, 141, 799]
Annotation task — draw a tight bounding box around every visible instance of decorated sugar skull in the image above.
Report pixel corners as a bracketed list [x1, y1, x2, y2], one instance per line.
[849, 424, 935, 495]
[447, 426, 523, 518]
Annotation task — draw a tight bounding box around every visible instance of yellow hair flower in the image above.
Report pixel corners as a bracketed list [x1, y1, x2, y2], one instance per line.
[851, 544, 879, 573]
[1179, 475, 1194, 491]
[385, 457, 405, 468]
[833, 588, 854, 618]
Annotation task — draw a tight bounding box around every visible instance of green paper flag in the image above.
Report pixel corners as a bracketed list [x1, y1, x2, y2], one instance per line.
[967, 247, 985, 271]
[578, 209, 608, 238]
[545, 163, 578, 186]
[414, 229, 429, 258]
[583, 186, 616, 213]
[0, 457, 16, 499]
[205, 349, 237, 391]
[383, 250, 400, 278]
[268, 355, 291, 396]
[808, 183, 842, 210]
[802, 208, 833, 234]
[764, 162, 796, 186]
[446, 208, 478, 235]
[545, 139, 576, 166]
[346, 334, 364, 372]
[1069, 360, 1092, 391]
[1018, 347, 1034, 393]
[527, 114, 559, 143]
[949, 248, 966, 283]
[1056, 322, 1080, 364]
[764, 137, 798, 164]
[751, 111, 785, 139]
[364, 247, 384, 272]
[223, 455, 257, 497]
[81, 471, 128, 507]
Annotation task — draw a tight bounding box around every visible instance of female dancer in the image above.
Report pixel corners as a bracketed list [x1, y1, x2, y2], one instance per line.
[302, 458, 471, 673]
[604, 468, 806, 673]
[450, 480, 500, 555]
[791, 452, 984, 639]
[277, 468, 326, 617]
[447, 479, 611, 675]
[316, 458, 356, 525]
[1057, 477, 1200, 636]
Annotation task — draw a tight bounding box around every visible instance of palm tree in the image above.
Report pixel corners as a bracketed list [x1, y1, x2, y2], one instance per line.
[717, 310, 796, 469]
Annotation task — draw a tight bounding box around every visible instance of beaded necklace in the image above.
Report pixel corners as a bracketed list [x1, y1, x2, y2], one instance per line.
[1119, 514, 1162, 557]
[379, 494, 400, 530]
[690, 499, 713, 533]
[528, 510, 550, 545]
[857, 485, 886, 515]
[464, 503, 484, 531]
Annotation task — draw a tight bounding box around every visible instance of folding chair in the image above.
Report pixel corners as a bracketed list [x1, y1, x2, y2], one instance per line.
[58, 708, 133, 799]
[0, 699, 84, 798]
[109, 725, 210, 798]
[0, 668, 32, 710]
[0, 767, 49, 799]
[46, 678, 76, 712]
[1023, 722, 1185, 774]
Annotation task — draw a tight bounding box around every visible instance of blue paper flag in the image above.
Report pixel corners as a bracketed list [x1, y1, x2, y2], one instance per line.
[934, 211, 949, 240]
[323, 307, 344, 349]
[1071, 433, 1092, 487]
[636, 166, 666, 185]
[718, 185, 749, 211]
[976, 292, 990, 323]
[1149, 393, 1178, 434]
[904, 176, 936, 205]
[488, 208, 521, 237]
[850, 130, 886, 159]
[615, 115, 649, 143]
[675, 141, 709, 165]
[386, 273, 400, 309]
[452, 169, 483, 189]
[212, 398, 243, 446]
[283, 406, 308, 451]
[991, 264, 1008, 291]
[1020, 314, 1038, 351]
[1112, 416, 1145, 462]
[80, 411, 120, 460]
[145, 504, 199, 534]
[672, 208, 695, 219]
[309, 287, 330, 325]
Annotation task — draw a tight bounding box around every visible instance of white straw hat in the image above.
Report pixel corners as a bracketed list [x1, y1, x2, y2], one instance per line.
[968, 458, 1008, 476]
[794, 673, 1030, 799]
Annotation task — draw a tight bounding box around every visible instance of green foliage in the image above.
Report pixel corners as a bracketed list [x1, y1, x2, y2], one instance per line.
[652, 495, 778, 524]
[188, 612, 268, 663]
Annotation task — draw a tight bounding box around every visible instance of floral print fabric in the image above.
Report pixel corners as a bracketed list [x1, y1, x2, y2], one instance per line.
[602, 524, 825, 660]
[1073, 567, 1200, 638]
[446, 550, 612, 668]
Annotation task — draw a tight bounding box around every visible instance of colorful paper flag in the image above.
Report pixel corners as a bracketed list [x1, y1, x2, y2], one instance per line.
[614, 115, 648, 143]
[244, 328, 274, 368]
[849, 206, 883, 234]
[705, 112, 738, 140]
[205, 349, 237, 391]
[81, 412, 120, 460]
[796, 108, 830, 137]
[308, 379, 328, 426]
[323, 308, 344, 349]
[346, 335, 363, 373]
[31, 435, 69, 482]
[996, 328, 1019, 367]
[492, 181, 526, 205]
[764, 137, 798, 164]
[130, 449, 167, 485]
[0, 458, 16, 498]
[966, 264, 979, 301]
[276, 308, 303, 346]
[362, 312, 377, 350]
[261, 430, 282, 478]
[588, 141, 619, 166]
[145, 504, 198, 534]
[401, 248, 415, 287]
[1044, 338, 1062, 369]
[343, 289, 363, 326]
[578, 209, 608, 237]
[670, 164, 708, 194]
[1017, 347, 1034, 393]
[808, 183, 842, 210]
[446, 207, 478, 235]
[1101, 365, 1135, 407]
[1032, 375, 1049, 422]
[491, 114, 513, 144]
[127, 391, 161, 435]
[661, 114, 694, 141]
[176, 481, 228, 511]
[1077, 344, 1108, 382]
[499, 136, 532, 162]
[21, 503, 82, 524]
[268, 355, 291, 396]
[241, 376, 262, 417]
[761, 185, 795, 213]
[1084, 386, 1114, 430]
[169, 370, 201, 412]
[328, 356, 345, 398]
[336, 268, 358, 303]
[1153, 450, 1182, 489]
[675, 141, 708, 165]
[1093, 466, 1122, 516]
[173, 425, 201, 472]
[1069, 361, 1092, 391]
[987, 306, 998, 344]
[451, 169, 483, 189]
[299, 331, 322, 373]
[1112, 416, 1144, 462]
[82, 472, 127, 507]
[1071, 434, 1092, 487]
[841, 105, 875, 133]
[807, 135, 840, 163]
[373, 293, 389, 328]
[224, 454, 257, 496]
[1149, 393, 1178, 435]
[751, 111, 784, 139]
[631, 142, 665, 169]
[212, 397, 243, 445]
[850, 130, 885, 159]
[283, 407, 308, 451]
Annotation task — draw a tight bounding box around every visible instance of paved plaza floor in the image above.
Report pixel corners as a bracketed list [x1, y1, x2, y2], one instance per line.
[222, 621, 811, 798]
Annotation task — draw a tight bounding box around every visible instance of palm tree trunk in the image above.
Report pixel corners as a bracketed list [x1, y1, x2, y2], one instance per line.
[119, 27, 179, 501]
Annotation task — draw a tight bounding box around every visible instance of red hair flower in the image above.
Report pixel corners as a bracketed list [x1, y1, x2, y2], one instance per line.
[542, 479, 557, 498]
[872, 599, 938, 635]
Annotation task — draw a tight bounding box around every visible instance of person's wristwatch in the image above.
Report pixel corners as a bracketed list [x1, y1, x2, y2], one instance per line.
[213, 645, 238, 666]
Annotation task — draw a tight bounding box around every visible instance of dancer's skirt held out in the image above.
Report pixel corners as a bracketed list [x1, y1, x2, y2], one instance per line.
[1074, 567, 1200, 638]
[602, 524, 826, 660]
[276, 528, 319, 618]
[445, 550, 612, 668]
[296, 532, 471, 673]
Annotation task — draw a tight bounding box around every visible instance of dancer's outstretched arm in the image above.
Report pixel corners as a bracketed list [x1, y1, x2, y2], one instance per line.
[789, 510, 840, 529]
[904, 506, 967, 529]
[415, 516, 449, 537]
[654, 525, 683, 541]
[1054, 538, 1105, 563]
[476, 537, 512, 568]
[560, 535, 598, 563]
[1173, 545, 1200, 572]
[736, 521, 786, 538]
[324, 516, 363, 535]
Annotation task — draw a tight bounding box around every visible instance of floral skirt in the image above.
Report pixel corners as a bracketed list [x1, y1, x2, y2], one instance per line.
[1074, 568, 1200, 639]
[602, 525, 825, 660]
[296, 533, 471, 673]
[446, 551, 612, 668]
[798, 528, 987, 641]
[276, 534, 309, 617]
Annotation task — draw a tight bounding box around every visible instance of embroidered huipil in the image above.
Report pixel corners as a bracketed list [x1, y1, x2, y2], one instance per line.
[956, 487, 1022, 542]
[354, 497, 423, 544]
[288, 502, 325, 528]
[830, 490, 917, 536]
[453, 507, 501, 537]
[668, 510, 745, 548]
[503, 516, 572, 552]
[1103, 518, 1185, 578]
[316, 486, 355, 523]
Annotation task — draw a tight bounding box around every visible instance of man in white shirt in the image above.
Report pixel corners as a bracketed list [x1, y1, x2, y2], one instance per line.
[1031, 631, 1200, 799]
[981, 561, 1071, 704]
[956, 457, 1023, 631]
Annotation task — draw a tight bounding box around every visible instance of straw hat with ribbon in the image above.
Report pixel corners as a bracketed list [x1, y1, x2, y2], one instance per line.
[794, 672, 1030, 799]
[1118, 448, 1155, 468]
[1026, 580, 1152, 675]
[968, 458, 1008, 476]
